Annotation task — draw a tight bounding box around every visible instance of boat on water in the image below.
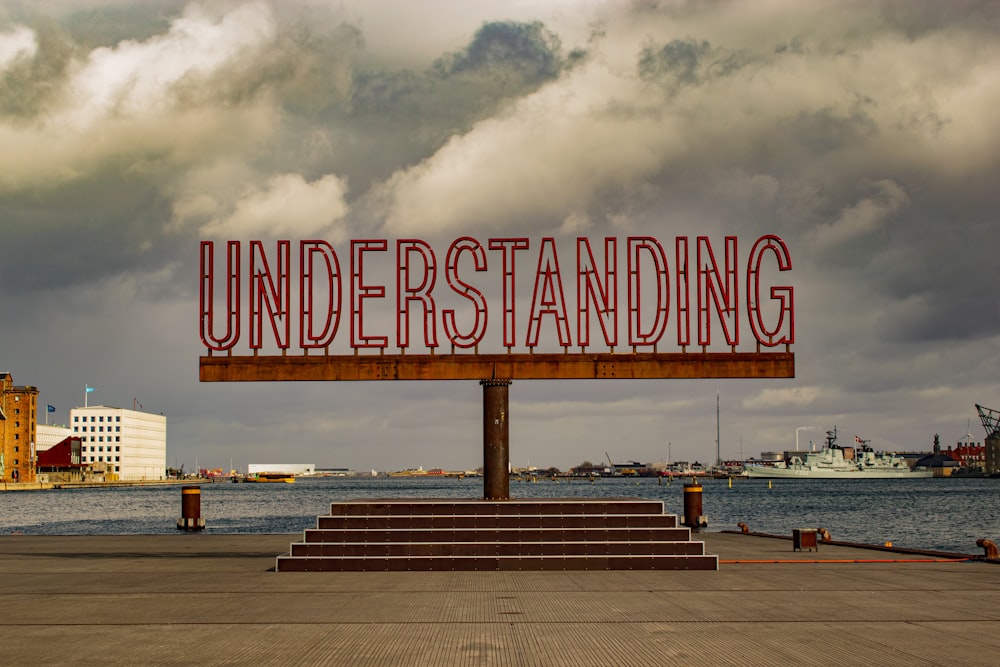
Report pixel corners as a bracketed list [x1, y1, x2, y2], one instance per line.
[244, 472, 296, 483]
[745, 427, 932, 479]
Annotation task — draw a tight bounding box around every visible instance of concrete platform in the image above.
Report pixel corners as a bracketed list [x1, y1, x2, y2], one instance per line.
[3, 532, 999, 666]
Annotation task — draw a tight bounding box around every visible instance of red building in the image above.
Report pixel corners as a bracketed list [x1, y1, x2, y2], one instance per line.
[37, 436, 85, 482]
[944, 442, 985, 470]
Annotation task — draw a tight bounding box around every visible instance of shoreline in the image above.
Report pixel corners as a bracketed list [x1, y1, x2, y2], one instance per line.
[1, 478, 210, 492]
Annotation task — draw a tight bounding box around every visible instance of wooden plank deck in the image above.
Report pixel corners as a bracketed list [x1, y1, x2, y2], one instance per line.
[2, 532, 996, 666]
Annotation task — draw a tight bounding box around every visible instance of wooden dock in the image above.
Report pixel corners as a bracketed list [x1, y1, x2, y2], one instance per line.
[3, 531, 998, 665]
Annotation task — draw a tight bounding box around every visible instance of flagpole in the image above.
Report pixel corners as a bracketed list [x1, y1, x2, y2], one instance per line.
[85, 384, 88, 408]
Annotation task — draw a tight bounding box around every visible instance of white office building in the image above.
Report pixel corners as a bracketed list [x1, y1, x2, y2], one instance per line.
[71, 406, 166, 480]
[36, 424, 72, 453]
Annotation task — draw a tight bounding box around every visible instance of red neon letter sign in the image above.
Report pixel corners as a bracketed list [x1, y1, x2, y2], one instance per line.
[697, 236, 739, 348]
[200, 241, 240, 351]
[249, 240, 290, 350]
[351, 240, 388, 348]
[747, 235, 794, 346]
[488, 238, 529, 349]
[577, 237, 618, 348]
[675, 237, 691, 348]
[396, 239, 439, 349]
[443, 237, 488, 348]
[627, 237, 669, 346]
[299, 240, 342, 349]
[526, 238, 572, 347]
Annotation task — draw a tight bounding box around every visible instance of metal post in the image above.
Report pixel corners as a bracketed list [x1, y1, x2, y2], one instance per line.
[177, 485, 206, 531]
[481, 378, 511, 500]
[682, 479, 707, 532]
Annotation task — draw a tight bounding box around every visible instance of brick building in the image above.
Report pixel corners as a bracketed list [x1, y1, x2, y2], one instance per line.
[1, 372, 39, 483]
[944, 442, 985, 471]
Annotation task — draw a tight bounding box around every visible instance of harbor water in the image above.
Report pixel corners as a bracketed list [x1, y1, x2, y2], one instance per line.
[3, 476, 999, 555]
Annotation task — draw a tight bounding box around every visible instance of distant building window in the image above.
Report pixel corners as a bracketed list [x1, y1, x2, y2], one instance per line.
[90, 416, 95, 422]
[115, 466, 119, 472]
[14, 434, 18, 440]
[116, 416, 121, 422]
[115, 437, 120, 443]
[115, 456, 119, 462]
[116, 427, 121, 432]
[14, 446, 18, 452]
[74, 416, 79, 422]
[90, 427, 95, 432]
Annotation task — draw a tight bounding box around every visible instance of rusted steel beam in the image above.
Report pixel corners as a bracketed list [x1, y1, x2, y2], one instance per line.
[482, 379, 511, 501]
[199, 352, 794, 381]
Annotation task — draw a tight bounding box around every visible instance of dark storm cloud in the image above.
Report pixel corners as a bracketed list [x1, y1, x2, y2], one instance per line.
[339, 20, 571, 193]
[434, 20, 565, 81]
[638, 37, 749, 89]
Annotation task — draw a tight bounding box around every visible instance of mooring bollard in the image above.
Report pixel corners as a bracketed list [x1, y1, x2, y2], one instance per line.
[176, 485, 206, 531]
[681, 478, 708, 532]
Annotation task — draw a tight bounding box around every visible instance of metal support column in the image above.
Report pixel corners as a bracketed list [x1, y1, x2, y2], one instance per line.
[481, 378, 511, 500]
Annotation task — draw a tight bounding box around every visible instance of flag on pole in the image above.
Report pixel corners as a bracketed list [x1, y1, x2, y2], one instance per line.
[47, 405, 55, 413]
[86, 387, 95, 393]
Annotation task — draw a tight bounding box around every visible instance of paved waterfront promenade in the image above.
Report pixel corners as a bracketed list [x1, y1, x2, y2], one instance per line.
[3, 532, 999, 666]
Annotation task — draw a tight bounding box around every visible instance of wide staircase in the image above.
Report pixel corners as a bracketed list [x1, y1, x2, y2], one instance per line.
[275, 498, 717, 571]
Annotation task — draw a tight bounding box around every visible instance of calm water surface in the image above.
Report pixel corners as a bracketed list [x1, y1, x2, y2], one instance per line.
[3, 476, 999, 554]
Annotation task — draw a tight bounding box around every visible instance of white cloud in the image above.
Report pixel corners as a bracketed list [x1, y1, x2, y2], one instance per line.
[200, 173, 349, 238]
[0, 4, 284, 197]
[60, 2, 276, 128]
[0, 25, 36, 72]
[378, 60, 680, 234]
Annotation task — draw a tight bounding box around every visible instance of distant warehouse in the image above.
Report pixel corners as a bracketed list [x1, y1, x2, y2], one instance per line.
[248, 464, 315, 476]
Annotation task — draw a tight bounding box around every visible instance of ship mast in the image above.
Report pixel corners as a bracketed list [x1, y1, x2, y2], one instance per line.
[716, 391, 721, 468]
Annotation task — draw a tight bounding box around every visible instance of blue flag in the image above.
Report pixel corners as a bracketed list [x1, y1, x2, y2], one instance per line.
[86, 387, 95, 393]
[47, 405, 55, 413]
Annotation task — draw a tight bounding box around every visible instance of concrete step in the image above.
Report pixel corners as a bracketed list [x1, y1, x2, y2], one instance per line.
[290, 540, 708, 557]
[276, 554, 719, 572]
[302, 526, 693, 543]
[275, 498, 717, 572]
[315, 513, 679, 530]
[328, 498, 668, 516]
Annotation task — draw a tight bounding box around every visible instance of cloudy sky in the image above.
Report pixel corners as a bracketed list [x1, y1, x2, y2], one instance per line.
[1, 0, 998, 473]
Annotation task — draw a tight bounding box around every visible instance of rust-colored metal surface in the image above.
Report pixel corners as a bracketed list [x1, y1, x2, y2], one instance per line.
[200, 351, 794, 381]
[482, 379, 511, 501]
